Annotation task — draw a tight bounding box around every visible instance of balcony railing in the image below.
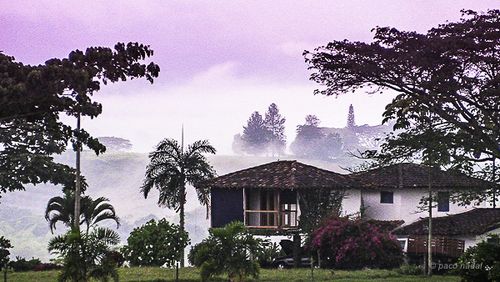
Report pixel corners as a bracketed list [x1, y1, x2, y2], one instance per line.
[244, 210, 298, 229]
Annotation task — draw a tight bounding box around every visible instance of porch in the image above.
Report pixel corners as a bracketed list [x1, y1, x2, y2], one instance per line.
[243, 188, 299, 230]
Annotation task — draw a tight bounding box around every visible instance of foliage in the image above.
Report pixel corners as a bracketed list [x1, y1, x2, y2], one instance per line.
[45, 191, 120, 233]
[346, 104, 356, 128]
[456, 235, 500, 282]
[0, 236, 12, 269]
[305, 9, 500, 164]
[264, 103, 286, 156]
[256, 241, 283, 268]
[48, 227, 121, 282]
[8, 257, 41, 272]
[122, 218, 189, 267]
[189, 222, 262, 282]
[240, 111, 272, 154]
[142, 138, 216, 266]
[308, 217, 403, 269]
[291, 115, 344, 160]
[298, 188, 345, 234]
[397, 264, 423, 275]
[0, 42, 159, 197]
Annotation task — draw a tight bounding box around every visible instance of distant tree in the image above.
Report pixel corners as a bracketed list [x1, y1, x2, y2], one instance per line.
[97, 137, 133, 152]
[0, 43, 160, 199]
[291, 115, 323, 157]
[264, 103, 286, 156]
[45, 192, 120, 234]
[241, 112, 271, 154]
[346, 104, 356, 128]
[142, 138, 216, 267]
[122, 219, 189, 267]
[305, 115, 320, 127]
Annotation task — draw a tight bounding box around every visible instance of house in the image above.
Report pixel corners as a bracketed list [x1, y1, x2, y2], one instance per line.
[199, 160, 362, 233]
[199, 160, 496, 255]
[393, 208, 500, 251]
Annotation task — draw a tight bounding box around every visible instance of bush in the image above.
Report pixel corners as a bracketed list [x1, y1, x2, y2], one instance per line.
[456, 235, 500, 282]
[256, 241, 283, 268]
[122, 218, 189, 267]
[33, 263, 61, 272]
[0, 236, 12, 269]
[190, 222, 262, 282]
[308, 216, 403, 269]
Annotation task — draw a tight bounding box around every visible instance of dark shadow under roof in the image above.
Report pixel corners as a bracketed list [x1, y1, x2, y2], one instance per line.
[393, 208, 500, 236]
[198, 160, 361, 190]
[351, 163, 491, 190]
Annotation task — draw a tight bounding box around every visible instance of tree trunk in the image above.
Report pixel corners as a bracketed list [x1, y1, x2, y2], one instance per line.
[74, 114, 81, 232]
[293, 233, 301, 268]
[179, 185, 186, 268]
[427, 166, 433, 276]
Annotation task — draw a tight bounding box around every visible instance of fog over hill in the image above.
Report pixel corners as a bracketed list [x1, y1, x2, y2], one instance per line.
[0, 150, 347, 261]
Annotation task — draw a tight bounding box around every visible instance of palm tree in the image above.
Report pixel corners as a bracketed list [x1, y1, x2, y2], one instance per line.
[45, 192, 120, 234]
[141, 138, 216, 266]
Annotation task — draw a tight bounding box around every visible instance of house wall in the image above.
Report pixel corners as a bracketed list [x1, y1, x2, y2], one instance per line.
[362, 189, 487, 224]
[340, 189, 362, 216]
[211, 188, 244, 228]
[454, 227, 500, 250]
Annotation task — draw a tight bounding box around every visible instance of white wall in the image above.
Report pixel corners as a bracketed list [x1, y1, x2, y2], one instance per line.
[362, 189, 487, 224]
[341, 189, 362, 216]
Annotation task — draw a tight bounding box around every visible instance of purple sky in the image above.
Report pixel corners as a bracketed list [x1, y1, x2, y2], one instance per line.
[2, 1, 498, 153]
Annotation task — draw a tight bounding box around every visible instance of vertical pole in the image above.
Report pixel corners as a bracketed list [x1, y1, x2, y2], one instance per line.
[493, 159, 497, 208]
[74, 113, 81, 232]
[293, 233, 301, 268]
[427, 166, 433, 276]
[180, 124, 185, 268]
[175, 262, 179, 282]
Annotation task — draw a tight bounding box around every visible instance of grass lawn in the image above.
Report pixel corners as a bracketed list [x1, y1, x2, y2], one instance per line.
[7, 267, 460, 282]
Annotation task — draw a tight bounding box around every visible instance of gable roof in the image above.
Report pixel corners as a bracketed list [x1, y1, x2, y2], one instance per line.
[393, 208, 500, 236]
[351, 163, 491, 190]
[198, 160, 361, 190]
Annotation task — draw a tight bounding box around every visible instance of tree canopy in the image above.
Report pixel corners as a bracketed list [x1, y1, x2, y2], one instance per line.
[305, 9, 500, 162]
[0, 42, 159, 197]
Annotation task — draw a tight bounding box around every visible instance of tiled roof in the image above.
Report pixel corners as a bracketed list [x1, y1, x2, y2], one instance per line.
[393, 208, 500, 236]
[351, 163, 491, 190]
[197, 160, 361, 190]
[367, 219, 405, 232]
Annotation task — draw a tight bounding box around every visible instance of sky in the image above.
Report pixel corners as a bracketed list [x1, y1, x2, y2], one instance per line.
[1, 0, 498, 154]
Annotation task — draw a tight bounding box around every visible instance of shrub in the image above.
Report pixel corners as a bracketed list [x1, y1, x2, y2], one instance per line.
[32, 263, 61, 272]
[122, 218, 189, 267]
[456, 235, 500, 282]
[308, 216, 403, 269]
[256, 241, 283, 268]
[190, 222, 262, 282]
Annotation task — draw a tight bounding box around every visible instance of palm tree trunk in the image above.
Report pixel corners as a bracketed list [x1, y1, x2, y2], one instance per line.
[74, 114, 82, 232]
[179, 185, 186, 268]
[427, 165, 433, 276]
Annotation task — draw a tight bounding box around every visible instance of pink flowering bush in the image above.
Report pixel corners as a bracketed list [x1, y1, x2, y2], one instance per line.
[308, 217, 403, 269]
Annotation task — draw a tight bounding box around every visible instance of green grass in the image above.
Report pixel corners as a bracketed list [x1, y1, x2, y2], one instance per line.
[6, 267, 460, 282]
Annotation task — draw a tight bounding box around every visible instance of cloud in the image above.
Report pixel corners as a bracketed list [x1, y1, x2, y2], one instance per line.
[278, 41, 320, 57]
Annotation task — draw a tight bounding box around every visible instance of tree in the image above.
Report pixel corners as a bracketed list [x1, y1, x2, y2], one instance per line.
[309, 217, 403, 269]
[189, 222, 262, 282]
[48, 227, 121, 282]
[45, 192, 120, 234]
[141, 138, 216, 267]
[457, 235, 500, 282]
[264, 103, 286, 156]
[0, 236, 12, 270]
[346, 104, 356, 128]
[241, 111, 271, 154]
[304, 9, 500, 163]
[0, 42, 160, 199]
[122, 219, 189, 267]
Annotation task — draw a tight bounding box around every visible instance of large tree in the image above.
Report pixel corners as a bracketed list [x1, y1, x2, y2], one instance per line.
[0, 42, 160, 198]
[241, 111, 271, 154]
[141, 138, 216, 267]
[304, 9, 500, 162]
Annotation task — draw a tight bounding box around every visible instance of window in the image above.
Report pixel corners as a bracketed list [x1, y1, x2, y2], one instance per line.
[437, 192, 450, 212]
[380, 191, 394, 204]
